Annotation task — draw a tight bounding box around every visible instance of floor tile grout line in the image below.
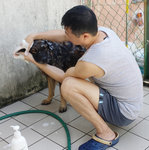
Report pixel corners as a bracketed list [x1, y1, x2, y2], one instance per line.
[1, 119, 28, 141]
[18, 115, 49, 129]
[30, 127, 65, 148]
[0, 106, 49, 126]
[48, 124, 91, 148]
[0, 118, 11, 125]
[45, 126, 63, 137]
[0, 119, 28, 141]
[46, 136, 65, 148]
[126, 117, 149, 141]
[119, 118, 145, 132]
[143, 88, 149, 92]
[31, 128, 49, 138]
[143, 90, 149, 93]
[45, 123, 87, 144]
[39, 91, 60, 98]
[21, 98, 48, 108]
[2, 139, 9, 144]
[11, 117, 28, 127]
[35, 107, 58, 114]
[112, 147, 118, 150]
[116, 130, 129, 138]
[145, 146, 149, 150]
[143, 102, 149, 105]
[28, 128, 64, 148]
[21, 97, 82, 125]
[109, 145, 118, 150]
[145, 118, 149, 121]
[54, 95, 61, 98]
[67, 115, 82, 124]
[65, 134, 89, 148]
[0, 137, 3, 141]
[38, 91, 49, 97]
[28, 136, 45, 148]
[11, 100, 39, 110]
[1, 110, 56, 140]
[144, 93, 149, 97]
[143, 116, 149, 121]
[86, 128, 95, 134]
[128, 130, 149, 142]
[29, 120, 65, 138]
[20, 109, 66, 129]
[67, 123, 94, 136]
[21, 99, 61, 113]
[43, 122, 91, 147]
[20, 93, 60, 108]
[67, 134, 89, 147]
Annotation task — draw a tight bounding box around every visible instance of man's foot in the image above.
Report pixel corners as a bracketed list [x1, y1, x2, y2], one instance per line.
[79, 132, 119, 150]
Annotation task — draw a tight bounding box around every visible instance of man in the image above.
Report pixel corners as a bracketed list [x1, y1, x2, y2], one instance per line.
[16, 5, 143, 150]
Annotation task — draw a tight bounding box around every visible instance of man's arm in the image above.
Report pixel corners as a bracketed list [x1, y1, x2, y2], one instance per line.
[22, 53, 65, 83]
[65, 61, 105, 79]
[35, 63, 65, 83]
[24, 29, 68, 55]
[21, 53, 104, 83]
[25, 29, 67, 42]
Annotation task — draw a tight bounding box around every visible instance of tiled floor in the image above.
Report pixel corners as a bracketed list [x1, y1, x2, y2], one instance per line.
[0, 86, 149, 150]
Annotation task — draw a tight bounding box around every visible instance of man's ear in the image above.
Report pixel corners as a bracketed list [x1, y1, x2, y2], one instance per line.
[81, 33, 91, 41]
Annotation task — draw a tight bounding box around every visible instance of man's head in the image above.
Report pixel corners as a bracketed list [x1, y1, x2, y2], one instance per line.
[61, 5, 98, 47]
[61, 5, 98, 37]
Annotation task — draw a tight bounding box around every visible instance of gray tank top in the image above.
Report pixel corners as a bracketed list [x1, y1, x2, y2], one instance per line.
[79, 27, 143, 120]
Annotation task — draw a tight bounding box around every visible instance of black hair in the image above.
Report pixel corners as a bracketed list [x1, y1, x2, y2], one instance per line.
[61, 5, 98, 37]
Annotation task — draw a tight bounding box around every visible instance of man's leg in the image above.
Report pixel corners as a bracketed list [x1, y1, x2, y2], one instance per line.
[61, 77, 115, 140]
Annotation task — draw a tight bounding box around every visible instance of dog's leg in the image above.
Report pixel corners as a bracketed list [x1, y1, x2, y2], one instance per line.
[59, 83, 67, 113]
[41, 77, 56, 105]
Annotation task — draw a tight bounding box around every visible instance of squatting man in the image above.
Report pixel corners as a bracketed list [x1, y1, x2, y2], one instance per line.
[14, 5, 143, 150]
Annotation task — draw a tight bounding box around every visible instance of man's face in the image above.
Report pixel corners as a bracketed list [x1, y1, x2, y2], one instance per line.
[65, 27, 83, 45]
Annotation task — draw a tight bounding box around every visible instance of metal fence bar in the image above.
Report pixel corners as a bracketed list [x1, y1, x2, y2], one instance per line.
[126, 0, 130, 48]
[144, 0, 149, 84]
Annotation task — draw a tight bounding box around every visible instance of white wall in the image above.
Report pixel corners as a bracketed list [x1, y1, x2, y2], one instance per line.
[0, 0, 80, 107]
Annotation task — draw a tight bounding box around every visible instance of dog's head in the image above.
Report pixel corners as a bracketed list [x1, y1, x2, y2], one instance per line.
[16, 40, 56, 64]
[29, 40, 53, 64]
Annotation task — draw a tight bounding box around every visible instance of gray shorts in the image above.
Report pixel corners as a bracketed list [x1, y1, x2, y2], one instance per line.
[98, 88, 134, 126]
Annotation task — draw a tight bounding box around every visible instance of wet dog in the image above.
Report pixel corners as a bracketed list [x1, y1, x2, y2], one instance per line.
[16, 40, 86, 112]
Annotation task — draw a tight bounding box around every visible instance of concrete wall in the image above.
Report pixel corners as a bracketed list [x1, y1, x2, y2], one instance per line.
[0, 0, 80, 107]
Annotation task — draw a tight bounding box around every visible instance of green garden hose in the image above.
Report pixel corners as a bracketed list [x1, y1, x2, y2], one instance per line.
[0, 110, 71, 150]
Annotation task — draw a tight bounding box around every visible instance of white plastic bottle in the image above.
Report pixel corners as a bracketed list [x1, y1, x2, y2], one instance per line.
[10, 125, 28, 150]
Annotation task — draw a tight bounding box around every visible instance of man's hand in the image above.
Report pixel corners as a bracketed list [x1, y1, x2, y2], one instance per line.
[18, 52, 36, 64]
[24, 34, 35, 56]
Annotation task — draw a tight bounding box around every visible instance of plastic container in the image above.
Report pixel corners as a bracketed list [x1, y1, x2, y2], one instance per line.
[10, 125, 28, 150]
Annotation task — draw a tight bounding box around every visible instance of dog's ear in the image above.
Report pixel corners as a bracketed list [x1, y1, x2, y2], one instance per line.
[30, 47, 37, 54]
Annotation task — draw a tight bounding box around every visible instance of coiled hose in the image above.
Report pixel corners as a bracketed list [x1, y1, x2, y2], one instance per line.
[0, 110, 71, 150]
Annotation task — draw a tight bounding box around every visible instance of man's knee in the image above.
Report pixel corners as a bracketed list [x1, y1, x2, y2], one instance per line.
[61, 77, 76, 98]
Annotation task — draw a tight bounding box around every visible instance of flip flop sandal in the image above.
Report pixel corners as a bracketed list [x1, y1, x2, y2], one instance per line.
[78, 132, 119, 150]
